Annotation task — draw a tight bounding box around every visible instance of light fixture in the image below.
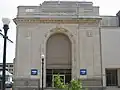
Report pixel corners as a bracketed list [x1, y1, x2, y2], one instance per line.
[41, 54, 45, 58]
[2, 18, 10, 25]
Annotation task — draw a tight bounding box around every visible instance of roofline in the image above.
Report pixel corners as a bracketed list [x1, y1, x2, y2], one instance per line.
[43, 1, 93, 3]
[100, 15, 117, 17]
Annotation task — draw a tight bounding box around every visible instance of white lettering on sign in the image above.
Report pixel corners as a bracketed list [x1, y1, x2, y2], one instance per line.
[25, 9, 35, 12]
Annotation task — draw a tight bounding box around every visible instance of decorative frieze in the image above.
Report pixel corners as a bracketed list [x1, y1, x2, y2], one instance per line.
[13, 18, 101, 25]
[50, 27, 68, 33]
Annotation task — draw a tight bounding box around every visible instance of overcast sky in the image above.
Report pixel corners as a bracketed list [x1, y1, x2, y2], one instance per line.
[0, 0, 120, 63]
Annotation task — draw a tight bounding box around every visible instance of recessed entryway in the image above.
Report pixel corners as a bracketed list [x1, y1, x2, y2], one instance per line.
[46, 33, 72, 87]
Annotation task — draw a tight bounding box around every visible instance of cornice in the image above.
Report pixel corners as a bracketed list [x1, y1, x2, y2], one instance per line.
[13, 18, 101, 25]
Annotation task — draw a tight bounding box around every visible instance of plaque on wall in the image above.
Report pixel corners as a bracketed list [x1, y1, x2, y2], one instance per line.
[31, 69, 38, 75]
[80, 69, 87, 75]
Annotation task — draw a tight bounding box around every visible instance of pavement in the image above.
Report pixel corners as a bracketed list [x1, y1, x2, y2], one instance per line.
[6, 88, 12, 90]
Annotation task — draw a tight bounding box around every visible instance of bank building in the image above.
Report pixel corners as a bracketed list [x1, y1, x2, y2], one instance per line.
[13, 1, 120, 90]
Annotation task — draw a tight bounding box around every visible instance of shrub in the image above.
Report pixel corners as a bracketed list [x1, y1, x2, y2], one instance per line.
[70, 79, 83, 90]
[54, 74, 68, 89]
[53, 74, 84, 90]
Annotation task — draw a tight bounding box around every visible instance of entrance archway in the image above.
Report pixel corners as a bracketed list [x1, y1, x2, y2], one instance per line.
[46, 33, 72, 87]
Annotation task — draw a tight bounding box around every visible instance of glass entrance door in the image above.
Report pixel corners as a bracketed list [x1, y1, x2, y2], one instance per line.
[53, 75, 65, 87]
[46, 69, 71, 87]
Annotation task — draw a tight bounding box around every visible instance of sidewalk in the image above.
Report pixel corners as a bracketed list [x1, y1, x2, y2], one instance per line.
[6, 88, 12, 90]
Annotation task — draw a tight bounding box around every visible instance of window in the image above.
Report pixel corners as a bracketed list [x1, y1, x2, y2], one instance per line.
[10, 65, 13, 67]
[9, 69, 13, 71]
[106, 69, 118, 86]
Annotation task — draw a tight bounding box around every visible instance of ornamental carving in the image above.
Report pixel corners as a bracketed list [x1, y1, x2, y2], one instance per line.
[50, 27, 68, 33]
[13, 18, 101, 25]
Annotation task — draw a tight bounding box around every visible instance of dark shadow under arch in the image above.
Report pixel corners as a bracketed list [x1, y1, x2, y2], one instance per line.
[46, 33, 72, 69]
[46, 33, 72, 87]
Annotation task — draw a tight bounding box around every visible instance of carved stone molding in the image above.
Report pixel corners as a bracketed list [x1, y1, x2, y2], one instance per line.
[13, 18, 101, 25]
[44, 27, 74, 41]
[50, 27, 68, 33]
[86, 30, 93, 37]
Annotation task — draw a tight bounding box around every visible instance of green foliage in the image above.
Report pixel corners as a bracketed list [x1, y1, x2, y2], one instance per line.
[70, 79, 83, 90]
[53, 74, 68, 89]
[53, 74, 84, 90]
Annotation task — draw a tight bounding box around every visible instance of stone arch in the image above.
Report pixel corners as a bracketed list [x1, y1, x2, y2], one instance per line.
[45, 27, 75, 45]
[42, 27, 76, 87]
[43, 27, 75, 68]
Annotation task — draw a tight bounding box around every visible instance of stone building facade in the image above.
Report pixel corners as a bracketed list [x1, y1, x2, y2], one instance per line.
[13, 1, 120, 90]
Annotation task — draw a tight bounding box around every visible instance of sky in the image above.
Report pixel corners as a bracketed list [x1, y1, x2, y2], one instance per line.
[0, 0, 120, 63]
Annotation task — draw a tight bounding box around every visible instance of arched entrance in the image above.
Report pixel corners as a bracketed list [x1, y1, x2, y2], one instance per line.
[46, 33, 72, 87]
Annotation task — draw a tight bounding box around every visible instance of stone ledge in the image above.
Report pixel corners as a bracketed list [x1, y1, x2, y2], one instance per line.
[13, 87, 106, 90]
[80, 78, 102, 86]
[13, 18, 101, 25]
[13, 78, 40, 87]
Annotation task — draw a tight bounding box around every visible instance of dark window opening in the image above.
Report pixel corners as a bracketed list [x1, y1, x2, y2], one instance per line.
[10, 65, 13, 67]
[106, 69, 118, 86]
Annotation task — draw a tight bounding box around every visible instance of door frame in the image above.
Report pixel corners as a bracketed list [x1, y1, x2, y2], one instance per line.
[52, 74, 65, 87]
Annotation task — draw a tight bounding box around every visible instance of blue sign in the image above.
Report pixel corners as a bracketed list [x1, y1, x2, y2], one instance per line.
[31, 69, 38, 75]
[80, 69, 87, 75]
